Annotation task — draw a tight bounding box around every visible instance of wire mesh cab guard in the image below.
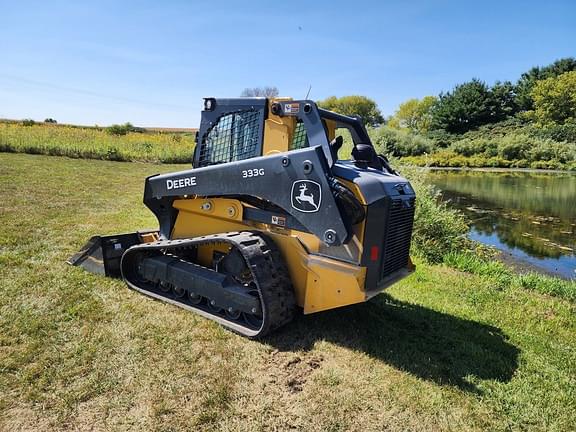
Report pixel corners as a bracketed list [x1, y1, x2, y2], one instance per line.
[194, 98, 267, 168]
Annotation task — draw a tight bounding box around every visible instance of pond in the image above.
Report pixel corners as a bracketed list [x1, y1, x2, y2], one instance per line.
[427, 169, 576, 279]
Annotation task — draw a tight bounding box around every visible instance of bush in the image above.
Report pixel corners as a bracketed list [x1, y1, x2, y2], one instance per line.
[529, 140, 576, 163]
[517, 273, 576, 301]
[318, 95, 384, 126]
[531, 123, 576, 143]
[425, 129, 455, 148]
[530, 160, 562, 170]
[22, 119, 35, 126]
[451, 137, 497, 157]
[370, 127, 434, 156]
[106, 122, 135, 136]
[498, 134, 532, 160]
[510, 159, 530, 168]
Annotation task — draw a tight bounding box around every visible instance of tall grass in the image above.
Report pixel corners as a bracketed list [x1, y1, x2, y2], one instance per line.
[444, 251, 576, 301]
[400, 165, 471, 263]
[0, 122, 195, 163]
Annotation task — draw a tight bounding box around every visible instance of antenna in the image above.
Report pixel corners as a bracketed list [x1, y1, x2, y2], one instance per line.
[305, 85, 312, 100]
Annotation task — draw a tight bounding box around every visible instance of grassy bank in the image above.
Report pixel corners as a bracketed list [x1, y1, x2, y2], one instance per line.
[1, 153, 575, 431]
[444, 252, 576, 301]
[0, 122, 195, 163]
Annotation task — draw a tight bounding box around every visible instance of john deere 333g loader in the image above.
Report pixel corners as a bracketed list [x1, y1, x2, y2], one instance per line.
[69, 98, 416, 338]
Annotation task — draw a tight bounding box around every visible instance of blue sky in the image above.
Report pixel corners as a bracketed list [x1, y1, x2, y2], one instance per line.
[1, 0, 574, 127]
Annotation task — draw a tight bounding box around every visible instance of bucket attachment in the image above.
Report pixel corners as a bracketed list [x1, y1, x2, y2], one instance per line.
[67, 230, 158, 278]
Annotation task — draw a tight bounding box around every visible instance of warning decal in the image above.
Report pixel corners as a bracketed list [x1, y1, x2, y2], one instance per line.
[284, 103, 300, 114]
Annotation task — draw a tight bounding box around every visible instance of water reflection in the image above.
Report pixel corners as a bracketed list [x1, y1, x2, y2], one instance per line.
[428, 170, 576, 279]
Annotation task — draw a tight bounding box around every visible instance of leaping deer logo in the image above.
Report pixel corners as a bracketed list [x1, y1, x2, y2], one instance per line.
[296, 183, 318, 210]
[291, 180, 322, 213]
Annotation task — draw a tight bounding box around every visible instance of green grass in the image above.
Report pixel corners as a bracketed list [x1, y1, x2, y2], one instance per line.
[444, 252, 576, 300]
[1, 153, 576, 431]
[0, 122, 196, 163]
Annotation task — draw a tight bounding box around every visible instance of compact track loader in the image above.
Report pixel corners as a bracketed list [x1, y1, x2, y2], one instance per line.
[68, 98, 416, 338]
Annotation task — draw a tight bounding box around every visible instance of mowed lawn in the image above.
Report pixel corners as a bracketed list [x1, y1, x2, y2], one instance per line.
[0, 153, 575, 431]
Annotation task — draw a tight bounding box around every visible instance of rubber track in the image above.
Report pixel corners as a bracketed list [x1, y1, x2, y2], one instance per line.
[120, 231, 296, 338]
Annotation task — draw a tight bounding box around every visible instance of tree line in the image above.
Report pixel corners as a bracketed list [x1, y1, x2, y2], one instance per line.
[242, 58, 576, 136]
[389, 58, 576, 134]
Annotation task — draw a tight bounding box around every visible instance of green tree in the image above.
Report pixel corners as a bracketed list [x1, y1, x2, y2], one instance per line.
[515, 57, 576, 111]
[388, 96, 437, 133]
[491, 81, 519, 119]
[530, 71, 576, 126]
[430, 79, 498, 133]
[317, 95, 384, 126]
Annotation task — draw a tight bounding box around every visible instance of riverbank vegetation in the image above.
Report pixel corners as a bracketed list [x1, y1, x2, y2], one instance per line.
[385, 59, 576, 169]
[1, 153, 575, 431]
[444, 251, 576, 301]
[321, 58, 576, 170]
[398, 120, 576, 170]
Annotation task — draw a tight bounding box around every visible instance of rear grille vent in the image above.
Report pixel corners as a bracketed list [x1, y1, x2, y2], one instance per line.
[381, 198, 415, 278]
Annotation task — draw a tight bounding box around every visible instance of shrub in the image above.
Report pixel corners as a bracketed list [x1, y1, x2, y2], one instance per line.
[318, 95, 384, 126]
[531, 123, 576, 143]
[517, 273, 576, 301]
[106, 122, 135, 136]
[530, 160, 562, 170]
[451, 138, 477, 156]
[425, 129, 455, 148]
[370, 127, 434, 156]
[451, 137, 497, 157]
[486, 156, 512, 168]
[395, 134, 434, 157]
[498, 134, 532, 160]
[22, 119, 35, 126]
[510, 159, 530, 168]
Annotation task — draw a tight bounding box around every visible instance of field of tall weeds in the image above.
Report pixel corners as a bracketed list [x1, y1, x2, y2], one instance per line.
[0, 122, 196, 163]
